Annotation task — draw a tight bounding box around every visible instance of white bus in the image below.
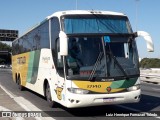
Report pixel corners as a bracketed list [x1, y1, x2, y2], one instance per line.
[12, 10, 154, 108]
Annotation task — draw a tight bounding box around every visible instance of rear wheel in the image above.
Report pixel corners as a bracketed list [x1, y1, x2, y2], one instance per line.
[17, 76, 24, 91]
[46, 83, 55, 107]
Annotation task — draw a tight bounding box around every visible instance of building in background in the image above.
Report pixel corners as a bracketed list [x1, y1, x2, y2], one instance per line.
[0, 29, 18, 46]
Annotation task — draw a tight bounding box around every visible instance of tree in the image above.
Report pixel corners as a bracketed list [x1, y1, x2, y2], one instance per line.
[0, 58, 5, 63]
[0, 42, 12, 64]
[140, 58, 160, 68]
[0, 42, 12, 52]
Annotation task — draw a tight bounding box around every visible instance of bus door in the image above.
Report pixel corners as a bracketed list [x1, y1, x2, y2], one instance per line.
[55, 38, 65, 101]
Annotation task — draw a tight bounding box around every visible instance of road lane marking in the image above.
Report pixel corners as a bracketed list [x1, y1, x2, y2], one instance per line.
[0, 106, 11, 111]
[0, 84, 56, 120]
[0, 84, 15, 98]
[0, 106, 25, 120]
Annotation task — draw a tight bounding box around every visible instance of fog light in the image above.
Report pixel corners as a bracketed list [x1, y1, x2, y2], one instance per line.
[76, 100, 80, 103]
[71, 99, 74, 103]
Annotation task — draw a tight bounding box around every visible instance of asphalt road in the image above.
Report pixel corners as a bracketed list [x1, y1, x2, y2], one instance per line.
[0, 68, 160, 120]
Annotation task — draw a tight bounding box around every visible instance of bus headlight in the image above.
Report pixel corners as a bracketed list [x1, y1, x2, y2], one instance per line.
[127, 84, 140, 91]
[68, 88, 89, 94]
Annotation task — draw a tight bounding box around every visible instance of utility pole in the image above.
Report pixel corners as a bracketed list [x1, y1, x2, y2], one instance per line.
[135, 0, 140, 31]
[76, 0, 78, 10]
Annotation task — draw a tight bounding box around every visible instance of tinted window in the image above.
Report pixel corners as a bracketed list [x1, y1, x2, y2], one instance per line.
[51, 17, 60, 50]
[12, 21, 50, 55]
[63, 15, 132, 34]
[51, 17, 60, 65]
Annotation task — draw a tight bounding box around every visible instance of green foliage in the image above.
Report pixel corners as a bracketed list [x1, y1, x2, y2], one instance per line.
[0, 42, 12, 52]
[0, 42, 12, 64]
[140, 58, 160, 68]
[0, 58, 5, 63]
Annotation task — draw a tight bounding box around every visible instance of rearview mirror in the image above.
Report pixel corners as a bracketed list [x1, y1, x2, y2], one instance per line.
[135, 31, 154, 52]
[59, 31, 68, 56]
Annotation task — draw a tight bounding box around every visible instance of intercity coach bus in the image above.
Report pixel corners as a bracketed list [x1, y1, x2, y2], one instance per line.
[12, 10, 154, 108]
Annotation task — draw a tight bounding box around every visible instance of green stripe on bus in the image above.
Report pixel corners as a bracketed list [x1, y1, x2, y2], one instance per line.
[110, 78, 137, 89]
[27, 50, 41, 84]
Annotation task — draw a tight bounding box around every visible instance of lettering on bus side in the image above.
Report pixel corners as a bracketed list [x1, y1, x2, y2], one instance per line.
[87, 85, 102, 88]
[42, 57, 50, 63]
[17, 56, 26, 64]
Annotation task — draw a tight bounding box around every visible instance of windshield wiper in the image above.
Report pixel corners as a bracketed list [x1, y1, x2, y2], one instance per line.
[89, 52, 103, 81]
[106, 44, 129, 79]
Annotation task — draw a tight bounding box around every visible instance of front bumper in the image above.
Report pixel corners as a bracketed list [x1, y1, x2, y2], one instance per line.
[65, 89, 141, 108]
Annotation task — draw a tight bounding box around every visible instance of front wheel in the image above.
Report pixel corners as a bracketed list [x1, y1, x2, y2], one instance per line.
[46, 83, 56, 108]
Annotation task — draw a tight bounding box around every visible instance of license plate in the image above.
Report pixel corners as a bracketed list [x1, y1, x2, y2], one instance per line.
[103, 98, 114, 102]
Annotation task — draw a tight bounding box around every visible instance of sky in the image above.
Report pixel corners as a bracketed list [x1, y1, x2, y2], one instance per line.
[0, 0, 159, 58]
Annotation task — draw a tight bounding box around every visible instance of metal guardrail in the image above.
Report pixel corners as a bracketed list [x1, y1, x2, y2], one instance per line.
[140, 69, 160, 84]
[141, 74, 160, 78]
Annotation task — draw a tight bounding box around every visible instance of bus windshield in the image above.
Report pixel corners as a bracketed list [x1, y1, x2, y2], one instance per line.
[65, 35, 139, 80]
[62, 15, 132, 34]
[62, 15, 139, 81]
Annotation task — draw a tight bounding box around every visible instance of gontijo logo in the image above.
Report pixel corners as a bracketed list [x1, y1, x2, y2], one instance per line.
[17, 56, 26, 64]
[42, 57, 50, 63]
[106, 87, 112, 93]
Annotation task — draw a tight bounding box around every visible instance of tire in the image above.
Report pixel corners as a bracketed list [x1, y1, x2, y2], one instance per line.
[46, 83, 55, 108]
[17, 76, 24, 91]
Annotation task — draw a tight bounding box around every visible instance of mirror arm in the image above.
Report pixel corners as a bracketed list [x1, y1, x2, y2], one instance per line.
[134, 31, 154, 52]
[133, 32, 138, 38]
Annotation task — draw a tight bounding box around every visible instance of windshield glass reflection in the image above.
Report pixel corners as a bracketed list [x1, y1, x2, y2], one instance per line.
[66, 36, 139, 80]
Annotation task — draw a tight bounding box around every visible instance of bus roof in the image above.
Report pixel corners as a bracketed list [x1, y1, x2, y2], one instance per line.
[47, 10, 126, 19]
[13, 10, 127, 42]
